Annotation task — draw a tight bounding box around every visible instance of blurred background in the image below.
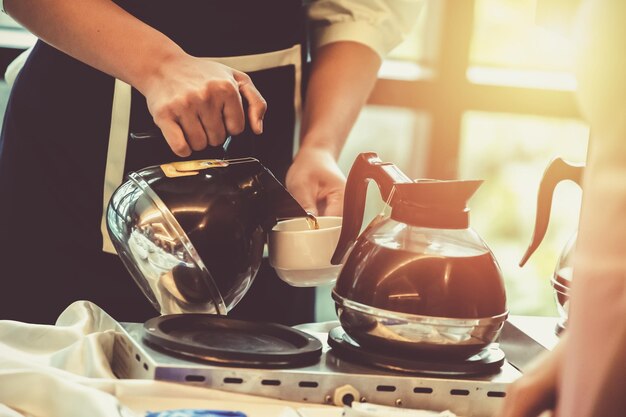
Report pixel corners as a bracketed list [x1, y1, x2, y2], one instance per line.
[0, 0, 589, 321]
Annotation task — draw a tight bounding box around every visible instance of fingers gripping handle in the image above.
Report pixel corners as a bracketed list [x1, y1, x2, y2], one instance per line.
[331, 153, 413, 265]
[519, 157, 585, 267]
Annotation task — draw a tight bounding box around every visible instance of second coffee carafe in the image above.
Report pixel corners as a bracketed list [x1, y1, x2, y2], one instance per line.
[520, 157, 584, 333]
[331, 153, 508, 358]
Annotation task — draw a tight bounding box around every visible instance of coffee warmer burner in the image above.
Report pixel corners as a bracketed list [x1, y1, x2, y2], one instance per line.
[112, 315, 557, 417]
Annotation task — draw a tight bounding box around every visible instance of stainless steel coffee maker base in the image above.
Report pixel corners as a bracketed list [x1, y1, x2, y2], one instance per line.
[111, 317, 558, 417]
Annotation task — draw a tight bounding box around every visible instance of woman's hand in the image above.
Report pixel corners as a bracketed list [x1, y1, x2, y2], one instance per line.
[140, 54, 267, 157]
[286, 147, 346, 216]
[4, 0, 267, 159]
[285, 42, 380, 217]
[494, 336, 567, 417]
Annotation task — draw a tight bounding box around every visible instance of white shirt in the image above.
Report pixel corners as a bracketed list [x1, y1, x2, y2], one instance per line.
[309, 0, 425, 58]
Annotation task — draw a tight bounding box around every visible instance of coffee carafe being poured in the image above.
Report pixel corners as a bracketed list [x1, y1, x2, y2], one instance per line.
[331, 153, 507, 358]
[107, 158, 309, 316]
[520, 157, 584, 333]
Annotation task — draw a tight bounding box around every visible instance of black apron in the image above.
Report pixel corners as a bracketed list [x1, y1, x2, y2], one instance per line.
[0, 0, 315, 325]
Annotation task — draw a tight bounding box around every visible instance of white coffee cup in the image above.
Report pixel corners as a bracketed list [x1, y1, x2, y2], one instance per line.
[268, 216, 343, 287]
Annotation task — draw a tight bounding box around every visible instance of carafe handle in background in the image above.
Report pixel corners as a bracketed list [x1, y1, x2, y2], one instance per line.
[331, 153, 413, 265]
[519, 157, 585, 267]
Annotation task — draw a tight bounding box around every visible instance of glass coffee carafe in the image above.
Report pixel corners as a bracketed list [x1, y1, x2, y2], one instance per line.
[520, 157, 584, 333]
[331, 153, 508, 358]
[107, 158, 310, 316]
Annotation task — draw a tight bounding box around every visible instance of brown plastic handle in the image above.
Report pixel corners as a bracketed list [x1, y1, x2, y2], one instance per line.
[519, 157, 584, 267]
[331, 153, 413, 265]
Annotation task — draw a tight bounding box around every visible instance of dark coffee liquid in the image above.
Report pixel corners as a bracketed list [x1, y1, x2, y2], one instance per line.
[335, 239, 506, 318]
[305, 213, 320, 230]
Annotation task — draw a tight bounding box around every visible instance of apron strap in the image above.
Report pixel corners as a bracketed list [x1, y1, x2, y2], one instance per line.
[101, 78, 132, 253]
[101, 44, 303, 253]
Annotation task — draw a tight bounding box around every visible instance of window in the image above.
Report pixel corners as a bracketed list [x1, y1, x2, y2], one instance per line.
[470, 0, 576, 90]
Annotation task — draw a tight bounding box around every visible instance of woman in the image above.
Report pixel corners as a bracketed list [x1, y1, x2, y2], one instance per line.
[0, 0, 423, 324]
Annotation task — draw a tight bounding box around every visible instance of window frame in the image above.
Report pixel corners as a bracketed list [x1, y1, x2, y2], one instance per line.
[368, 0, 581, 179]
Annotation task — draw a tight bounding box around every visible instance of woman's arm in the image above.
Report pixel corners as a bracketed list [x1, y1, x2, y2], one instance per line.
[4, 0, 266, 156]
[557, 115, 626, 417]
[286, 41, 380, 215]
[286, 0, 424, 216]
[299, 41, 381, 160]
